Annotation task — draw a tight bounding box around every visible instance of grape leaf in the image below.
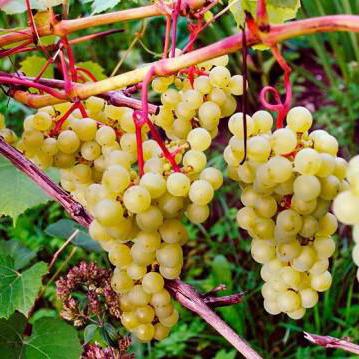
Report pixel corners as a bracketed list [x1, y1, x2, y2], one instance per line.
[76, 61, 107, 80]
[0, 0, 64, 15]
[0, 312, 27, 359]
[46, 219, 102, 252]
[24, 318, 82, 359]
[0, 240, 36, 270]
[91, 0, 121, 14]
[20, 55, 54, 79]
[0, 156, 59, 222]
[229, 0, 301, 27]
[0, 254, 47, 318]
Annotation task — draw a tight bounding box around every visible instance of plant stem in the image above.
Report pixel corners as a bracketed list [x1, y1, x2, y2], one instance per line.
[5, 15, 359, 108]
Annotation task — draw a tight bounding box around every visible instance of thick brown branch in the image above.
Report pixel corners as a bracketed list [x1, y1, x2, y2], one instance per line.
[0, 137, 92, 227]
[166, 280, 261, 358]
[304, 332, 359, 355]
[0, 139, 256, 356]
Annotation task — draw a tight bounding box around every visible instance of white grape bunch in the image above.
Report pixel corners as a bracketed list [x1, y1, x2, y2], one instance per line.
[333, 155, 359, 282]
[226, 106, 348, 319]
[152, 55, 245, 140]
[10, 93, 223, 342]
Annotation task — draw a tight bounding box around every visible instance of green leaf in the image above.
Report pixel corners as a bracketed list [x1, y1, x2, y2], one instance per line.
[0, 240, 36, 270]
[84, 324, 98, 344]
[0, 312, 27, 359]
[46, 219, 102, 252]
[76, 61, 107, 80]
[0, 0, 64, 15]
[0, 156, 59, 222]
[91, 0, 121, 14]
[24, 318, 82, 359]
[0, 255, 47, 319]
[211, 255, 233, 290]
[19, 55, 54, 79]
[214, 349, 237, 359]
[229, 0, 301, 28]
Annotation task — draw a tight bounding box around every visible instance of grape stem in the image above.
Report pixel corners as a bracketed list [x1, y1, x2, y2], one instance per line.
[304, 332, 359, 355]
[0, 136, 258, 357]
[5, 15, 359, 108]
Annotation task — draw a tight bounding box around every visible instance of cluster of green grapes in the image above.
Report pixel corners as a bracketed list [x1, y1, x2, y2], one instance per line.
[152, 55, 244, 140]
[333, 156, 359, 282]
[11, 96, 223, 341]
[226, 106, 347, 319]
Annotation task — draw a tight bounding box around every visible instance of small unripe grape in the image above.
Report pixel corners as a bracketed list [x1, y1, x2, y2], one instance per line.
[134, 323, 155, 342]
[200, 167, 223, 190]
[123, 185, 151, 213]
[310, 270, 332, 292]
[228, 113, 255, 139]
[183, 150, 207, 173]
[286, 106, 312, 132]
[159, 309, 179, 327]
[140, 173, 167, 199]
[271, 128, 297, 155]
[135, 305, 155, 324]
[187, 128, 211, 151]
[96, 125, 116, 145]
[189, 180, 214, 205]
[277, 290, 301, 312]
[93, 199, 124, 226]
[136, 206, 164, 231]
[186, 203, 210, 224]
[209, 66, 231, 88]
[128, 284, 151, 306]
[252, 110, 273, 133]
[166, 172, 191, 197]
[142, 272, 165, 293]
[111, 270, 134, 294]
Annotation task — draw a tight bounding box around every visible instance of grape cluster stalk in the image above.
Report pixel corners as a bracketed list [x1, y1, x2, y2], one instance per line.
[225, 106, 348, 319]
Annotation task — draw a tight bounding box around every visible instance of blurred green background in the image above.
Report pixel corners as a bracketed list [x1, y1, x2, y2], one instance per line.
[0, 0, 358, 358]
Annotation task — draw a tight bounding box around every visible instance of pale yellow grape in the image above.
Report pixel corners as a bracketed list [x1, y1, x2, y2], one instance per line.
[56, 130, 79, 154]
[255, 163, 276, 187]
[291, 196, 317, 215]
[286, 106, 312, 132]
[227, 165, 240, 181]
[316, 153, 335, 177]
[166, 172, 191, 197]
[352, 244, 359, 266]
[293, 175, 321, 201]
[251, 217, 275, 239]
[261, 282, 278, 301]
[276, 240, 301, 261]
[310, 270, 332, 292]
[220, 94, 237, 117]
[240, 186, 258, 207]
[108, 243, 132, 267]
[130, 243, 156, 266]
[199, 167, 223, 190]
[280, 266, 301, 288]
[333, 157, 348, 180]
[123, 185, 151, 214]
[254, 196, 277, 218]
[154, 323, 171, 340]
[23, 116, 34, 131]
[105, 218, 133, 241]
[270, 278, 288, 292]
[291, 246, 317, 272]
[346, 155, 359, 183]
[187, 128, 211, 151]
[193, 75, 212, 94]
[150, 289, 171, 307]
[158, 192, 184, 218]
[89, 220, 113, 242]
[142, 272, 165, 293]
[183, 150, 207, 173]
[189, 180, 214, 205]
[224, 145, 241, 166]
[86, 96, 105, 113]
[236, 207, 257, 230]
[53, 152, 76, 168]
[276, 209, 302, 235]
[271, 128, 297, 155]
[287, 307, 306, 320]
[175, 102, 196, 121]
[299, 288, 319, 308]
[105, 150, 132, 169]
[32, 111, 52, 131]
[143, 140, 161, 160]
[119, 294, 133, 311]
[159, 309, 179, 327]
[264, 299, 281, 315]
[208, 87, 226, 106]
[229, 136, 245, 159]
[136, 305, 155, 324]
[308, 258, 329, 275]
[93, 199, 124, 226]
[102, 165, 130, 194]
[156, 243, 183, 267]
[182, 89, 203, 109]
[128, 284, 151, 306]
[121, 311, 139, 330]
[251, 239, 275, 263]
[209, 66, 231, 87]
[299, 216, 319, 238]
[294, 148, 321, 175]
[185, 203, 210, 224]
[228, 113, 255, 139]
[155, 304, 173, 319]
[96, 125, 116, 145]
[127, 263, 147, 280]
[275, 176, 294, 196]
[267, 156, 293, 183]
[159, 265, 182, 280]
[161, 88, 181, 108]
[333, 190, 359, 224]
[247, 136, 271, 162]
[80, 141, 101, 161]
[72, 117, 97, 141]
[120, 133, 137, 154]
[311, 131, 338, 156]
[135, 231, 161, 252]
[159, 219, 188, 244]
[319, 175, 340, 200]
[252, 110, 273, 133]
[136, 206, 164, 231]
[111, 270, 134, 294]
[101, 142, 120, 157]
[198, 101, 221, 130]
[277, 290, 301, 312]
[71, 164, 92, 183]
[152, 77, 170, 93]
[41, 137, 58, 156]
[228, 75, 244, 95]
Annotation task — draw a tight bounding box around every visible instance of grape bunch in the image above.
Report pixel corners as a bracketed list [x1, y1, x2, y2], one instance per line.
[13, 96, 223, 341]
[333, 156, 359, 282]
[226, 106, 347, 319]
[152, 55, 244, 140]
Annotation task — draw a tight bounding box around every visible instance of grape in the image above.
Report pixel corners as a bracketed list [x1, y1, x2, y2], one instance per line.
[291, 246, 317, 272]
[156, 243, 183, 267]
[199, 167, 223, 190]
[136, 206, 164, 231]
[72, 117, 97, 141]
[352, 244, 359, 266]
[182, 89, 203, 109]
[131, 243, 156, 266]
[166, 172, 191, 197]
[198, 101, 221, 130]
[105, 150, 132, 169]
[135, 231, 161, 252]
[121, 311, 139, 330]
[159, 219, 188, 244]
[142, 272, 165, 294]
[252, 111, 273, 133]
[96, 126, 116, 145]
[189, 180, 214, 205]
[187, 128, 211, 151]
[313, 236, 335, 258]
[247, 136, 271, 162]
[251, 239, 275, 264]
[158, 192, 184, 218]
[150, 290, 171, 307]
[136, 305, 155, 323]
[111, 270, 134, 294]
[57, 130, 80, 154]
[287, 307, 306, 320]
[333, 191, 359, 224]
[271, 128, 297, 155]
[89, 220, 113, 242]
[294, 148, 321, 175]
[108, 243, 132, 267]
[264, 299, 281, 315]
[86, 96, 105, 113]
[154, 323, 171, 340]
[123, 185, 151, 214]
[32, 111, 52, 131]
[140, 172, 167, 199]
[267, 156, 293, 183]
[159, 309, 179, 327]
[293, 175, 321, 201]
[310, 271, 332, 292]
[193, 76, 212, 94]
[277, 290, 301, 312]
[135, 324, 155, 344]
[94, 199, 124, 226]
[80, 141, 101, 161]
[161, 89, 181, 108]
[209, 66, 231, 87]
[185, 203, 210, 224]
[286, 106, 313, 133]
[228, 113, 255, 138]
[228, 75, 244, 95]
[127, 263, 147, 280]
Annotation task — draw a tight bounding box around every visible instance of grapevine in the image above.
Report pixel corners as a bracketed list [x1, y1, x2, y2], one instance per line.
[0, 0, 359, 357]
